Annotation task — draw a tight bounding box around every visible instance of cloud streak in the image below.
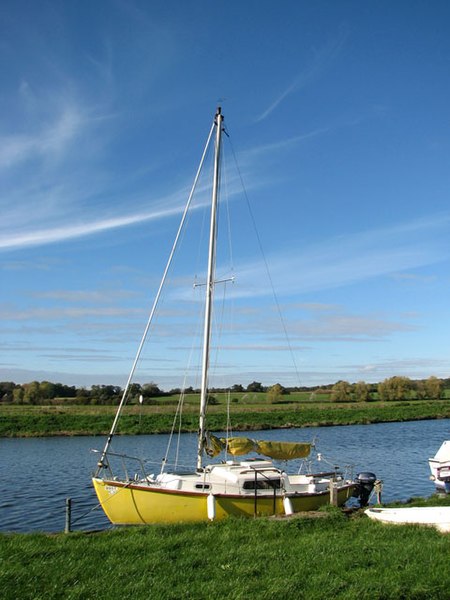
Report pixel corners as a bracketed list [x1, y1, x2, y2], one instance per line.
[255, 25, 349, 122]
[218, 212, 450, 298]
[242, 127, 330, 159]
[0, 203, 182, 251]
[0, 137, 257, 252]
[0, 84, 93, 170]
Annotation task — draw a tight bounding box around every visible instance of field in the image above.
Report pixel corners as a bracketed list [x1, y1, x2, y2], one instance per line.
[1, 494, 450, 599]
[1, 393, 450, 437]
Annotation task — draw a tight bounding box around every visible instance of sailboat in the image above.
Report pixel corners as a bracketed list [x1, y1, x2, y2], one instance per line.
[92, 107, 375, 524]
[429, 441, 450, 493]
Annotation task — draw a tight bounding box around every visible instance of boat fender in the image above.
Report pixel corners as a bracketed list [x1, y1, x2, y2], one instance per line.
[283, 496, 294, 516]
[207, 493, 216, 521]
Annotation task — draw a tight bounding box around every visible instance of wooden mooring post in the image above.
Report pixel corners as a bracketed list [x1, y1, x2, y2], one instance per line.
[329, 481, 338, 507]
[65, 497, 72, 533]
[375, 480, 383, 505]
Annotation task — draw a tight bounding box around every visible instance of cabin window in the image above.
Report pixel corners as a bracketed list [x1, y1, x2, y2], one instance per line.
[242, 478, 281, 490]
[195, 483, 211, 490]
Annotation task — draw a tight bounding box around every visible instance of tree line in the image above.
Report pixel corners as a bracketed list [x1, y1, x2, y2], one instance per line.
[0, 375, 448, 405]
[0, 381, 166, 405]
[328, 376, 445, 402]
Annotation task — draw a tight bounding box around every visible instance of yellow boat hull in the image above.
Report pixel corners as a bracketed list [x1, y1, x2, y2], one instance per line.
[92, 478, 355, 525]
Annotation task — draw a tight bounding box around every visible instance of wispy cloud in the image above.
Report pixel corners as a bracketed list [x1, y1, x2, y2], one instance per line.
[218, 212, 450, 299]
[243, 127, 330, 159]
[288, 311, 414, 341]
[0, 78, 125, 247]
[220, 303, 414, 343]
[389, 273, 437, 284]
[33, 289, 137, 303]
[255, 25, 349, 122]
[0, 306, 144, 320]
[0, 87, 89, 170]
[0, 203, 182, 251]
[244, 108, 384, 164]
[339, 357, 450, 383]
[0, 140, 255, 252]
[256, 80, 300, 123]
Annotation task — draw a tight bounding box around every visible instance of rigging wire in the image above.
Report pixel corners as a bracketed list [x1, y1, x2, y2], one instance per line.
[96, 120, 216, 472]
[220, 143, 236, 449]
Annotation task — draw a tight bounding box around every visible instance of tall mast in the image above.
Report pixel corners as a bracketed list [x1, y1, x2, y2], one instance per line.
[196, 107, 223, 470]
[95, 117, 216, 477]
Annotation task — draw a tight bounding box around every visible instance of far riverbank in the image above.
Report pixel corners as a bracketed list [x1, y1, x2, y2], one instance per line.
[1, 399, 450, 437]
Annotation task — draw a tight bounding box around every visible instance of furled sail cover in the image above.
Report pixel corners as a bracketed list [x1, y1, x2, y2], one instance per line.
[256, 440, 311, 460]
[226, 437, 258, 456]
[205, 434, 310, 460]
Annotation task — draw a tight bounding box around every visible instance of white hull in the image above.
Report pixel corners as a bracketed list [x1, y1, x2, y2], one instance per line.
[365, 507, 450, 533]
[433, 478, 450, 493]
[429, 441, 450, 493]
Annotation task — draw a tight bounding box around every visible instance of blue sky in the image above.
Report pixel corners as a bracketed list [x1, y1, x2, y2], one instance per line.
[1, 0, 450, 390]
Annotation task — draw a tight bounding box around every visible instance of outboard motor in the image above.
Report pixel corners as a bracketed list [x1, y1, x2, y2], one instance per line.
[353, 472, 377, 507]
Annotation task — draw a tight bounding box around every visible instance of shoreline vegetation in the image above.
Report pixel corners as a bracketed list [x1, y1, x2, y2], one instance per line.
[1, 495, 450, 599]
[1, 395, 450, 437]
[2, 376, 449, 437]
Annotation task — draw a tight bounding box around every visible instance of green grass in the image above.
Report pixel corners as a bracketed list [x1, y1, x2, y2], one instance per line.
[1, 496, 450, 599]
[1, 399, 449, 437]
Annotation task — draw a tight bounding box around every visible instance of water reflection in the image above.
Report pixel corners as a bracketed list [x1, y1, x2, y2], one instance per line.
[0, 419, 448, 533]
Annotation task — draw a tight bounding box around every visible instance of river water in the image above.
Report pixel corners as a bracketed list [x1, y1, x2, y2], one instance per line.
[1, 419, 448, 533]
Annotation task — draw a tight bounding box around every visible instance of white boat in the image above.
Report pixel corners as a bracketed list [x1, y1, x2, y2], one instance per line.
[365, 507, 450, 533]
[92, 107, 376, 525]
[429, 441, 450, 493]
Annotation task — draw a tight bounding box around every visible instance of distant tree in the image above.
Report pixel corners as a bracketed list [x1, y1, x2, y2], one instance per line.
[74, 387, 91, 405]
[128, 383, 142, 402]
[415, 380, 427, 400]
[90, 385, 122, 404]
[330, 381, 352, 402]
[39, 381, 56, 400]
[13, 387, 24, 404]
[377, 380, 388, 401]
[424, 376, 443, 399]
[267, 383, 283, 403]
[442, 378, 450, 391]
[231, 384, 244, 393]
[246, 381, 264, 393]
[354, 381, 371, 402]
[377, 376, 411, 401]
[0, 382, 15, 402]
[142, 382, 162, 397]
[23, 381, 41, 404]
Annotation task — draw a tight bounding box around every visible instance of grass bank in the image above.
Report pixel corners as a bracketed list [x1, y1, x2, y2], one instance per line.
[1, 399, 449, 437]
[1, 495, 449, 599]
